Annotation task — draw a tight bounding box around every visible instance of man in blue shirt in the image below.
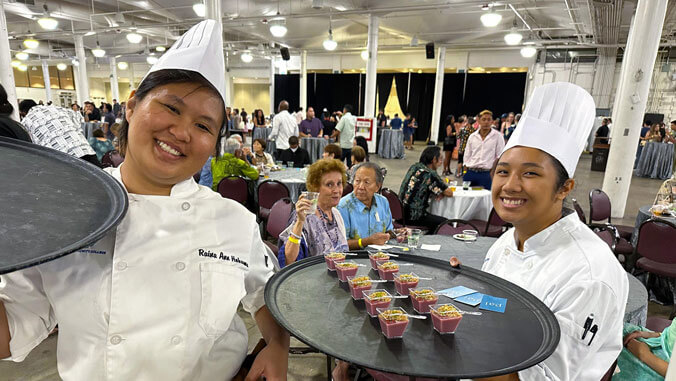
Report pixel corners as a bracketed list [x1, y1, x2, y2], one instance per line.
[337, 162, 393, 250]
[390, 114, 402, 130]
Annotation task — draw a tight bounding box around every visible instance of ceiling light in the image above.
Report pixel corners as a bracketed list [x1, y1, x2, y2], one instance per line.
[57, 63, 67, 71]
[361, 50, 369, 60]
[520, 46, 537, 58]
[155, 46, 166, 52]
[504, 28, 523, 45]
[85, 31, 96, 37]
[146, 56, 159, 65]
[23, 38, 39, 49]
[269, 18, 287, 38]
[117, 61, 129, 70]
[193, 3, 206, 17]
[38, 16, 58, 30]
[15, 52, 29, 60]
[11, 60, 20, 67]
[72, 59, 79, 66]
[92, 43, 106, 57]
[18, 64, 27, 72]
[323, 30, 337, 51]
[127, 32, 143, 44]
[241, 52, 253, 63]
[568, 51, 578, 57]
[480, 7, 502, 27]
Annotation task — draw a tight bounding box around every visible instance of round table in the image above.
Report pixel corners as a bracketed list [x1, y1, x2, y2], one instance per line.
[631, 205, 676, 245]
[411, 235, 648, 326]
[258, 167, 307, 202]
[634, 142, 674, 180]
[428, 189, 492, 221]
[301, 137, 328, 163]
[378, 129, 405, 159]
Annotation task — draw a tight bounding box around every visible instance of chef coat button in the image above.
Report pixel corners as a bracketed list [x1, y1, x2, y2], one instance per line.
[181, 202, 191, 211]
[116, 261, 127, 271]
[175, 262, 186, 271]
[526, 261, 533, 270]
[503, 249, 510, 255]
[110, 335, 122, 345]
[171, 335, 182, 345]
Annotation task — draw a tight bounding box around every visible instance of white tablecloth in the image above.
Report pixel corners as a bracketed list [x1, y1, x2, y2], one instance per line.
[428, 189, 492, 221]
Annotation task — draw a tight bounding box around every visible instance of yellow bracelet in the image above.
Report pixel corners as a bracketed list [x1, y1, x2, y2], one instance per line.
[288, 236, 300, 244]
[358, 238, 363, 248]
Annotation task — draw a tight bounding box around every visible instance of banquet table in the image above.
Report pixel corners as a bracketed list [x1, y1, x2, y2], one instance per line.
[378, 129, 405, 159]
[258, 167, 307, 202]
[301, 137, 328, 163]
[634, 142, 675, 180]
[428, 188, 492, 221]
[80, 122, 103, 139]
[631, 205, 676, 245]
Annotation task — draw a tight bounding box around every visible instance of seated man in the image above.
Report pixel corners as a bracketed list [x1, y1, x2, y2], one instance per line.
[210, 137, 258, 190]
[338, 162, 393, 250]
[399, 146, 454, 231]
[279, 135, 311, 167]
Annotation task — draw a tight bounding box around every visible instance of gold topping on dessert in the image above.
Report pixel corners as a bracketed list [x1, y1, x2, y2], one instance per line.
[378, 261, 399, 270]
[434, 304, 462, 317]
[379, 309, 409, 322]
[335, 262, 358, 269]
[396, 273, 418, 283]
[325, 252, 346, 260]
[349, 276, 372, 287]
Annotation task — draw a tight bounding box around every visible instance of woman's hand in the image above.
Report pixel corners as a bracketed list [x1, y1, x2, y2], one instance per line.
[626, 339, 652, 361]
[244, 339, 289, 381]
[294, 196, 313, 223]
[624, 330, 660, 346]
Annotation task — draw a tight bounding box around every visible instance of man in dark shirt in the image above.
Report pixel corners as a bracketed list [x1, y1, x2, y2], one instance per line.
[377, 109, 387, 128]
[112, 99, 121, 117]
[84, 102, 101, 122]
[299, 107, 323, 137]
[640, 120, 652, 139]
[279, 136, 311, 167]
[102, 103, 116, 140]
[596, 118, 610, 144]
[390, 114, 402, 130]
[322, 114, 336, 139]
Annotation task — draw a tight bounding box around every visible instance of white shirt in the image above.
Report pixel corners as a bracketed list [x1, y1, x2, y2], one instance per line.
[270, 110, 299, 150]
[0, 166, 274, 380]
[463, 128, 505, 170]
[482, 213, 628, 380]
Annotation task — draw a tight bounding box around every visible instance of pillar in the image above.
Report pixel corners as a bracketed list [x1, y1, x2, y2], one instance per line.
[41, 60, 52, 103]
[363, 15, 379, 118]
[129, 63, 135, 90]
[300, 50, 307, 112]
[74, 34, 90, 103]
[429, 47, 446, 145]
[224, 53, 233, 106]
[270, 57, 276, 115]
[0, 3, 19, 120]
[73, 65, 82, 106]
[205, 0, 230, 106]
[109, 56, 120, 102]
[601, 0, 668, 218]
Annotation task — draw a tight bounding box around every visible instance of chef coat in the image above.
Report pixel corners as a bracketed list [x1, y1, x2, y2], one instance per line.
[482, 212, 629, 380]
[0, 165, 274, 380]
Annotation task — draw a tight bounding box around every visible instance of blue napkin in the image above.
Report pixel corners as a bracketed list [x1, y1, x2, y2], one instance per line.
[454, 292, 484, 306]
[438, 286, 477, 299]
[480, 295, 508, 313]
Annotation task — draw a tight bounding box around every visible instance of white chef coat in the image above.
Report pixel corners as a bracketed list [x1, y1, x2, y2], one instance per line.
[270, 110, 299, 150]
[482, 212, 629, 381]
[0, 166, 274, 380]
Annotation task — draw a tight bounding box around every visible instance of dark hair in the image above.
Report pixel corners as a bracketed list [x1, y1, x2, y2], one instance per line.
[546, 152, 570, 191]
[354, 136, 369, 161]
[0, 84, 13, 115]
[645, 120, 652, 126]
[671, 120, 676, 125]
[117, 69, 225, 156]
[351, 145, 366, 163]
[420, 146, 441, 165]
[288, 135, 299, 145]
[324, 143, 342, 158]
[19, 99, 37, 115]
[343, 104, 353, 113]
[253, 138, 266, 150]
[93, 129, 105, 138]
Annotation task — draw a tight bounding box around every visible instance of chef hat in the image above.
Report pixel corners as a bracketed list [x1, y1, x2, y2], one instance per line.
[142, 20, 226, 107]
[501, 82, 595, 177]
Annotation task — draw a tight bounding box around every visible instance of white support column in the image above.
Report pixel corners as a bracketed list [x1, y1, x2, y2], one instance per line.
[300, 50, 307, 112]
[109, 56, 120, 102]
[602, 0, 668, 218]
[364, 14, 379, 118]
[224, 53, 233, 106]
[205, 0, 230, 107]
[0, 3, 19, 120]
[429, 46, 446, 144]
[270, 57, 276, 115]
[74, 35, 90, 103]
[129, 63, 135, 90]
[41, 60, 52, 103]
[73, 65, 82, 106]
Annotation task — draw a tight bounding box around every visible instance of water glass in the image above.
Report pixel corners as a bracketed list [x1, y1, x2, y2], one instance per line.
[462, 181, 471, 190]
[275, 160, 283, 168]
[301, 191, 319, 215]
[407, 229, 422, 249]
[288, 161, 295, 169]
[462, 230, 478, 241]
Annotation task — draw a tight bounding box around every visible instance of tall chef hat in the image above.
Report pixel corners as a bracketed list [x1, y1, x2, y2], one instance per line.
[141, 19, 226, 107]
[502, 82, 595, 177]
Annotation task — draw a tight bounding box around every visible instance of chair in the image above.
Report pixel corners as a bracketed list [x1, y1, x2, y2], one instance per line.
[469, 208, 511, 238]
[592, 224, 618, 252]
[571, 198, 587, 224]
[342, 182, 353, 197]
[257, 180, 290, 221]
[589, 189, 634, 240]
[634, 219, 676, 318]
[646, 316, 672, 333]
[101, 150, 124, 168]
[217, 176, 249, 205]
[266, 198, 293, 240]
[434, 219, 481, 236]
[380, 188, 428, 232]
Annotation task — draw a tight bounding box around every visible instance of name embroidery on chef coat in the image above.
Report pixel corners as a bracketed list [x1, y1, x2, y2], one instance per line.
[198, 248, 249, 267]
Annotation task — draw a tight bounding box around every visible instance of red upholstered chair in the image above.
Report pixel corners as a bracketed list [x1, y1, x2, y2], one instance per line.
[635, 219, 676, 318]
[380, 188, 428, 232]
[646, 316, 672, 333]
[101, 150, 124, 168]
[589, 189, 634, 240]
[342, 182, 353, 197]
[257, 180, 290, 221]
[592, 224, 618, 252]
[572, 198, 587, 224]
[470, 208, 511, 238]
[434, 219, 481, 236]
[266, 198, 293, 240]
[217, 176, 249, 205]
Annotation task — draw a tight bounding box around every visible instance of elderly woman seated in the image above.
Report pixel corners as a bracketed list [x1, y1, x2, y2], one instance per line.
[200, 137, 258, 190]
[614, 320, 676, 380]
[653, 174, 676, 205]
[278, 158, 349, 267]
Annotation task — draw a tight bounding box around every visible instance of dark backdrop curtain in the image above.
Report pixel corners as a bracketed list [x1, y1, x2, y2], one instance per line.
[461, 73, 527, 118]
[393, 73, 410, 114]
[437, 73, 466, 142]
[406, 73, 435, 142]
[376, 74, 394, 114]
[306, 73, 364, 115]
[274, 74, 299, 112]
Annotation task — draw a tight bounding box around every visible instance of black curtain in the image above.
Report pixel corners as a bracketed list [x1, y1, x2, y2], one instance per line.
[306, 74, 364, 115]
[274, 74, 299, 112]
[393, 73, 410, 114]
[461, 73, 527, 118]
[406, 73, 435, 142]
[376, 73, 394, 114]
[437, 73, 466, 142]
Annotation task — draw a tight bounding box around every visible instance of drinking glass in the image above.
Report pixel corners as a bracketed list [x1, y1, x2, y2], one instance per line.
[301, 191, 319, 215]
[462, 181, 470, 190]
[407, 229, 422, 249]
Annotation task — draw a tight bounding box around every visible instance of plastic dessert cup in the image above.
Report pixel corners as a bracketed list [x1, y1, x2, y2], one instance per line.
[377, 261, 400, 281]
[335, 261, 359, 282]
[377, 307, 409, 339]
[347, 276, 373, 300]
[364, 289, 393, 317]
[324, 252, 346, 271]
[410, 287, 439, 314]
[430, 303, 463, 334]
[393, 273, 420, 296]
[368, 252, 390, 270]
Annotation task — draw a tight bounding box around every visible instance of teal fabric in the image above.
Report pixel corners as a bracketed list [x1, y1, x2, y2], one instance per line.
[87, 137, 114, 161]
[337, 193, 393, 241]
[613, 321, 676, 380]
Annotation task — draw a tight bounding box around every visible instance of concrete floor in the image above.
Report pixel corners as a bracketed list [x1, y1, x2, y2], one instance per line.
[0, 144, 668, 380]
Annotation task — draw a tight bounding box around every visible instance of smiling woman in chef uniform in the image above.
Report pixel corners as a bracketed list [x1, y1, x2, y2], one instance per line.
[0, 20, 289, 380]
[451, 82, 629, 381]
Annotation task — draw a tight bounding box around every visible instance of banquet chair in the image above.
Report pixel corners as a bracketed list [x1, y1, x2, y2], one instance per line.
[571, 198, 587, 224]
[257, 180, 290, 221]
[380, 188, 428, 232]
[646, 316, 672, 333]
[591, 224, 621, 258]
[589, 189, 634, 240]
[217, 176, 249, 205]
[266, 198, 293, 240]
[342, 182, 353, 197]
[101, 150, 124, 168]
[634, 219, 676, 318]
[434, 219, 481, 236]
[469, 208, 511, 238]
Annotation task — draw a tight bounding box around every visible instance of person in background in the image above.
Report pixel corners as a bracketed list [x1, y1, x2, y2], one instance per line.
[399, 146, 454, 231]
[500, 112, 515, 135]
[240, 108, 247, 124]
[320, 107, 329, 120]
[71, 103, 80, 113]
[596, 118, 611, 144]
[210, 137, 259, 190]
[269, 100, 299, 159]
[653, 173, 676, 205]
[277, 158, 348, 267]
[614, 319, 676, 380]
[641, 120, 652, 140]
[377, 109, 387, 128]
[664, 120, 676, 144]
[110, 122, 121, 150]
[253, 109, 266, 129]
[83, 101, 101, 122]
[18, 99, 37, 120]
[390, 113, 402, 130]
[332, 104, 356, 167]
[346, 146, 366, 183]
[354, 136, 369, 162]
[402, 114, 412, 149]
[231, 108, 242, 134]
[646, 123, 663, 143]
[278, 136, 311, 168]
[338, 162, 393, 250]
[299, 107, 323, 138]
[463, 109, 505, 189]
[87, 129, 115, 161]
[442, 115, 457, 176]
[251, 138, 275, 166]
[456, 116, 475, 177]
[112, 98, 121, 117]
[294, 107, 304, 125]
[322, 113, 336, 139]
[0, 84, 31, 142]
[323, 143, 343, 160]
[102, 103, 116, 138]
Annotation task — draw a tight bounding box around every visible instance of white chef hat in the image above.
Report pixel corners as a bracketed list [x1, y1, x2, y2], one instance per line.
[141, 20, 226, 107]
[502, 82, 595, 177]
